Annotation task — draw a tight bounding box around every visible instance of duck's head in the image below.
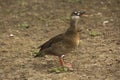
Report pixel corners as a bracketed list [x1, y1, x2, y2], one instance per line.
[71, 11, 86, 20]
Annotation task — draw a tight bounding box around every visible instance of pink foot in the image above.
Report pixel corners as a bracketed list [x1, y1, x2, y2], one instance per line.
[64, 63, 73, 70]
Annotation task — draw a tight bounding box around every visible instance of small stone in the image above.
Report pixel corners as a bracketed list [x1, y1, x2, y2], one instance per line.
[10, 34, 14, 37]
[103, 20, 109, 25]
[100, 1, 104, 4]
[110, 19, 114, 21]
[96, 12, 102, 16]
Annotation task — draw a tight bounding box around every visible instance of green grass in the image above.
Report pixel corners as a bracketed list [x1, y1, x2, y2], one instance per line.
[32, 50, 38, 55]
[19, 0, 28, 6]
[31, 50, 39, 57]
[89, 30, 101, 37]
[60, 16, 70, 21]
[18, 23, 30, 29]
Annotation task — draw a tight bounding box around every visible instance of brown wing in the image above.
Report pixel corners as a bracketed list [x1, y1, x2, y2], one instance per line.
[38, 34, 64, 51]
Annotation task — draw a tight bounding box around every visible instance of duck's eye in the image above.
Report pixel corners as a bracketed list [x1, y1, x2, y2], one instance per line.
[74, 11, 77, 14]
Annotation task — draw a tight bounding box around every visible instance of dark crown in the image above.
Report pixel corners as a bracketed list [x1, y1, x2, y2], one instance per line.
[71, 11, 85, 16]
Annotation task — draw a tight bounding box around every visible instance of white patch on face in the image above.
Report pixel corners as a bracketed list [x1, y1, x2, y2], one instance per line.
[77, 12, 80, 16]
[74, 11, 77, 14]
[71, 16, 80, 19]
[61, 55, 65, 58]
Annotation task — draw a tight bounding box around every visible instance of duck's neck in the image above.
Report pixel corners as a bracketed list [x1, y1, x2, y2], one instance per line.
[67, 18, 79, 32]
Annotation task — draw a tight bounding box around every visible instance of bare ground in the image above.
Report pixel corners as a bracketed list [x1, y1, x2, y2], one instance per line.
[0, 0, 120, 80]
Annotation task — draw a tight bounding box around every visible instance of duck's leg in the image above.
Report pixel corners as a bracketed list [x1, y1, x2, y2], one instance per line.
[59, 57, 64, 66]
[58, 56, 72, 69]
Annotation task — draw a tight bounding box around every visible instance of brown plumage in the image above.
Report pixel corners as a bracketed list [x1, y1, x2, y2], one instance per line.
[35, 11, 86, 68]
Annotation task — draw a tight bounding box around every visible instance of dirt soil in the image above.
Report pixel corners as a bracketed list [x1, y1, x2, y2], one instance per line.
[0, 0, 120, 80]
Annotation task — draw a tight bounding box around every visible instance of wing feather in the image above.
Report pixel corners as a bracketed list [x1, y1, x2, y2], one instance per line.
[38, 34, 64, 51]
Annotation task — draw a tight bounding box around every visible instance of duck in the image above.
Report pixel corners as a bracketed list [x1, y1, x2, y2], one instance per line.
[35, 11, 87, 69]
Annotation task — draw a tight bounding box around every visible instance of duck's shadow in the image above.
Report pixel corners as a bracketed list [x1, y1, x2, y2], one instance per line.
[32, 60, 58, 71]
